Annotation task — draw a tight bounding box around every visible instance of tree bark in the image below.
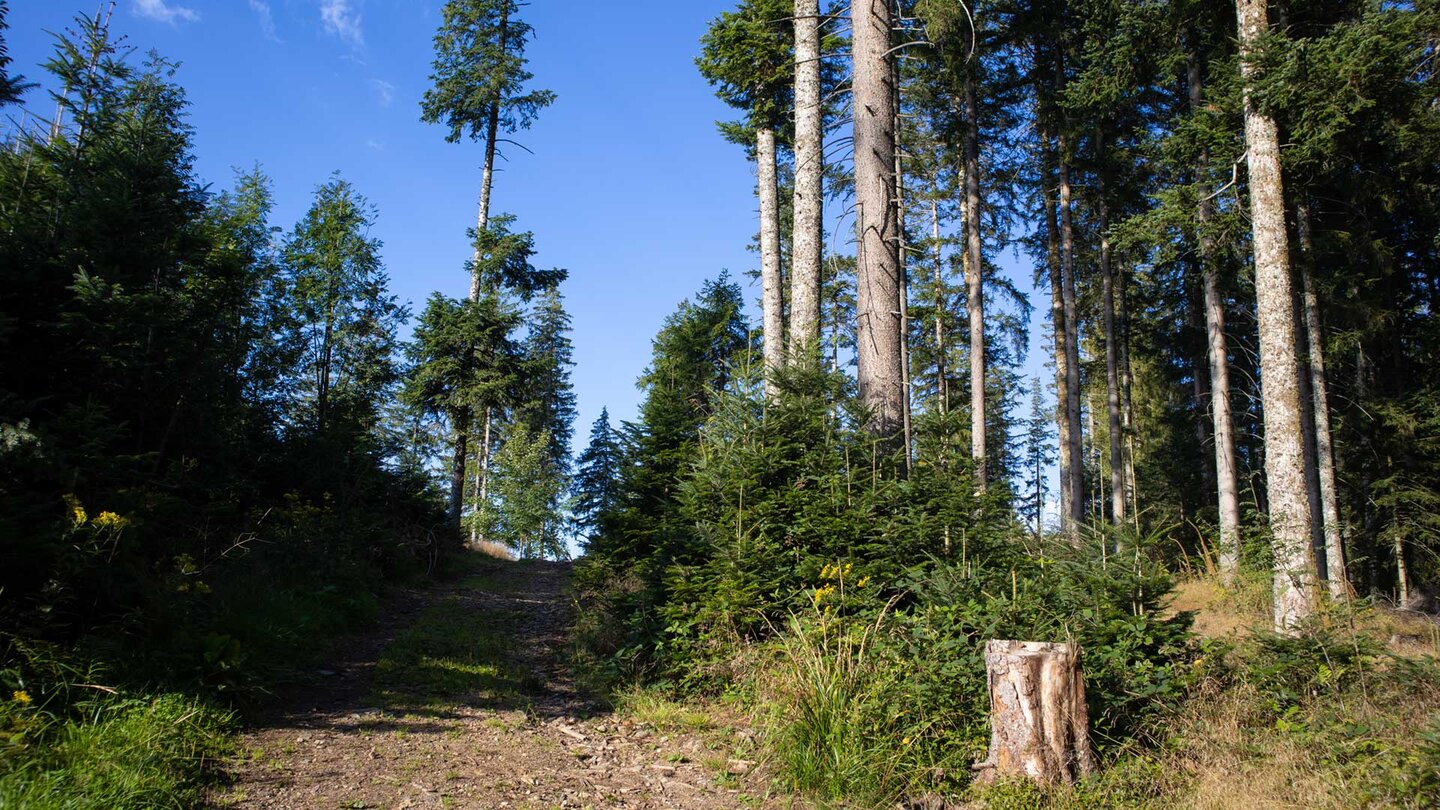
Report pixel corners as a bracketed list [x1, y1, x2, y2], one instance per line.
[1190, 53, 1242, 581]
[931, 197, 949, 414]
[895, 103, 913, 473]
[789, 0, 823, 366]
[963, 71, 988, 489]
[974, 640, 1098, 786]
[1058, 127, 1084, 528]
[851, 0, 905, 443]
[758, 126, 785, 398]
[448, 409, 471, 528]
[1098, 173, 1126, 525]
[1236, 0, 1316, 631]
[1042, 131, 1072, 528]
[1296, 202, 1349, 599]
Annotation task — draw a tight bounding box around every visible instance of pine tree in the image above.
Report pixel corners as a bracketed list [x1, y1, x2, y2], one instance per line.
[572, 408, 623, 548]
[0, 1, 34, 106]
[697, 0, 793, 398]
[1019, 378, 1057, 540]
[422, 0, 555, 526]
[851, 0, 905, 447]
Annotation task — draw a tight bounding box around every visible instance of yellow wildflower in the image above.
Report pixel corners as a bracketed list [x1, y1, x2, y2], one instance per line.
[64, 494, 87, 526]
[856, 576, 871, 588]
[12, 690, 32, 705]
[92, 511, 130, 531]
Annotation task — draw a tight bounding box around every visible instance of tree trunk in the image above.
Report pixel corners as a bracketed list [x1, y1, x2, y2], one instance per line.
[1058, 127, 1084, 528]
[758, 126, 785, 398]
[931, 197, 949, 414]
[973, 640, 1098, 786]
[1099, 173, 1126, 525]
[789, 0, 823, 366]
[1190, 53, 1242, 581]
[448, 409, 471, 528]
[851, 0, 905, 443]
[1236, 0, 1316, 631]
[1118, 264, 1137, 525]
[1296, 202, 1349, 599]
[895, 103, 913, 473]
[963, 72, 988, 489]
[449, 2, 507, 530]
[1042, 134, 1072, 527]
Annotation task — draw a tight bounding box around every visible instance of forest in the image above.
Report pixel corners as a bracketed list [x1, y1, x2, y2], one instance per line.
[1, 0, 1438, 808]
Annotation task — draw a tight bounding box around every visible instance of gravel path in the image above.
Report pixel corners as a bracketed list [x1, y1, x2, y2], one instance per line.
[209, 559, 793, 809]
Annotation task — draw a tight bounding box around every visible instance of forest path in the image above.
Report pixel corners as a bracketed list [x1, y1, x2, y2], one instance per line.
[210, 555, 786, 809]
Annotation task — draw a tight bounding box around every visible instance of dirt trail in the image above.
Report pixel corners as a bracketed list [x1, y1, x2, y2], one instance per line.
[211, 559, 789, 809]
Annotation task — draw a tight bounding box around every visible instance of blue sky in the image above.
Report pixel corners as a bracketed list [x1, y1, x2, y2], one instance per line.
[5, 0, 765, 439]
[5, 0, 1053, 506]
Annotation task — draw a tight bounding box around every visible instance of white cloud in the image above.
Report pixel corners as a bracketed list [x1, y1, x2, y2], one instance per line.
[133, 0, 200, 25]
[365, 138, 386, 152]
[320, 0, 363, 48]
[249, 0, 280, 42]
[369, 78, 395, 107]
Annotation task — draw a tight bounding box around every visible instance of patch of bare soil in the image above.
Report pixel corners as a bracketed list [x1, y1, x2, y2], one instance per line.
[209, 559, 795, 809]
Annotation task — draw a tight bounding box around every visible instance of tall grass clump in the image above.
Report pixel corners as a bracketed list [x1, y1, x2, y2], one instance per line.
[0, 637, 231, 809]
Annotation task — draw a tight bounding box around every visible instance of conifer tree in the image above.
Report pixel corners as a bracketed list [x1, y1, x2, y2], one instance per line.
[572, 408, 623, 548]
[851, 0, 905, 447]
[1234, 0, 1316, 630]
[0, 1, 33, 106]
[788, 0, 824, 367]
[697, 0, 793, 398]
[422, 0, 555, 526]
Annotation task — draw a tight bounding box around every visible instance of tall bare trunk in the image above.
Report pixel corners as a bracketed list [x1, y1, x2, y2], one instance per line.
[896, 104, 913, 473]
[852, 0, 905, 443]
[1189, 53, 1242, 580]
[931, 197, 950, 414]
[1058, 128, 1084, 528]
[758, 126, 785, 397]
[790, 0, 823, 365]
[1236, 0, 1316, 631]
[448, 3, 509, 529]
[1296, 203, 1348, 599]
[1042, 130, 1072, 527]
[1098, 175, 1125, 525]
[963, 72, 988, 489]
[1118, 265, 1137, 524]
[448, 410, 470, 527]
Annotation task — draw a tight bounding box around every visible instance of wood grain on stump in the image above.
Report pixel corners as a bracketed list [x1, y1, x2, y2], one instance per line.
[973, 640, 1097, 786]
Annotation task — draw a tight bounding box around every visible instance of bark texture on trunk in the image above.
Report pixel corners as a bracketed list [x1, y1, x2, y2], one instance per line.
[1189, 55, 1242, 579]
[1237, 0, 1316, 631]
[1058, 133, 1084, 528]
[1099, 179, 1126, 525]
[896, 108, 913, 472]
[931, 197, 950, 414]
[1043, 140, 1072, 526]
[851, 0, 905, 442]
[974, 640, 1098, 786]
[1296, 203, 1349, 599]
[964, 73, 988, 489]
[758, 126, 785, 398]
[448, 409, 471, 528]
[789, 0, 823, 366]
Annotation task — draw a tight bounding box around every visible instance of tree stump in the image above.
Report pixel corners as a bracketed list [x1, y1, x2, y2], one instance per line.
[972, 640, 1097, 786]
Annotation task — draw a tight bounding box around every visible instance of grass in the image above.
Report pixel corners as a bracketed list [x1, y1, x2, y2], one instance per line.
[614, 687, 717, 731]
[369, 577, 539, 711]
[0, 692, 231, 809]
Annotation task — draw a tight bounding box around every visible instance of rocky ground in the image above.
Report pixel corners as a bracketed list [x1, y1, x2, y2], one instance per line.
[209, 558, 797, 809]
